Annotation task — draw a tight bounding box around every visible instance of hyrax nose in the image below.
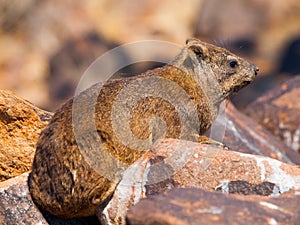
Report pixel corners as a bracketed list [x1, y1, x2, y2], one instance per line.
[253, 65, 259, 75]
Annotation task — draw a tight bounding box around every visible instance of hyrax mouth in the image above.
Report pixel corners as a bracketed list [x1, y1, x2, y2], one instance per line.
[229, 80, 252, 95]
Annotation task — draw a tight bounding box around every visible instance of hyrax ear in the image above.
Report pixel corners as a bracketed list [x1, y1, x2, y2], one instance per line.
[185, 39, 208, 60]
[190, 44, 209, 61]
[190, 45, 204, 60]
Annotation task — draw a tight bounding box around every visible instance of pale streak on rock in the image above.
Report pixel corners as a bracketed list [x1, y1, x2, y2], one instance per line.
[195, 206, 223, 214]
[268, 218, 278, 225]
[259, 201, 281, 211]
[244, 154, 300, 191]
[283, 124, 300, 151]
[99, 154, 150, 225]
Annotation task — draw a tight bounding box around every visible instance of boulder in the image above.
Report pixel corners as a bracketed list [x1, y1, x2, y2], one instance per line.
[2, 90, 300, 225]
[245, 76, 300, 153]
[209, 101, 300, 164]
[0, 90, 52, 181]
[196, 0, 300, 74]
[126, 187, 300, 225]
[0, 173, 48, 224]
[0, 172, 100, 225]
[99, 138, 300, 224]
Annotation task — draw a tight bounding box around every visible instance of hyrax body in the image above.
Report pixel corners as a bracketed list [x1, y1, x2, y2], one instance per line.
[29, 38, 259, 218]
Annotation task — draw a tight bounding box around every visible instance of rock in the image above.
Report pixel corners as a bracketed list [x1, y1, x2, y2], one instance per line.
[0, 0, 201, 109]
[216, 180, 278, 196]
[0, 90, 52, 181]
[126, 187, 300, 225]
[245, 76, 300, 153]
[0, 173, 48, 225]
[196, 0, 300, 73]
[1, 0, 300, 110]
[196, 0, 263, 43]
[48, 32, 117, 110]
[99, 138, 300, 224]
[279, 38, 300, 75]
[86, 0, 201, 43]
[0, 0, 92, 108]
[196, 0, 300, 109]
[0, 172, 101, 225]
[208, 101, 300, 164]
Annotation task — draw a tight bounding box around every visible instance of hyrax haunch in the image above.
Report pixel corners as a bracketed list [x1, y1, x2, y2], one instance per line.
[29, 38, 259, 218]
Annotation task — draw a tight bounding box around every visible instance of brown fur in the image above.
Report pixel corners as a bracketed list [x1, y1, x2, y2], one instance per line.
[28, 38, 258, 218]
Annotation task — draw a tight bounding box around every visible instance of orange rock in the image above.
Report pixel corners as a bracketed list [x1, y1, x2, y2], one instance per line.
[0, 90, 52, 181]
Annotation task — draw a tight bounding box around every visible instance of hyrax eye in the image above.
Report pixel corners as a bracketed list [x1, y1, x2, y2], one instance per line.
[228, 60, 238, 68]
[194, 48, 201, 55]
[191, 46, 203, 58]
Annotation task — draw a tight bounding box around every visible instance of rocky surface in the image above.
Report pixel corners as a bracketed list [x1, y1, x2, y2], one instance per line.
[0, 173, 101, 225]
[209, 101, 300, 164]
[0, 90, 52, 181]
[1, 89, 300, 224]
[0, 173, 48, 225]
[99, 138, 300, 224]
[1, 2, 300, 223]
[126, 188, 300, 225]
[245, 75, 300, 153]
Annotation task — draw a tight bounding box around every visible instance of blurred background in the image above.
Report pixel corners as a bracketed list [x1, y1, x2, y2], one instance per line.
[1, 0, 300, 111]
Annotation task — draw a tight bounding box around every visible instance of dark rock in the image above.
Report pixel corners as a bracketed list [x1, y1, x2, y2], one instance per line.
[216, 180, 276, 196]
[196, 0, 263, 43]
[206, 101, 300, 164]
[0, 173, 100, 225]
[279, 37, 300, 75]
[0, 173, 47, 225]
[48, 32, 117, 110]
[126, 188, 300, 225]
[245, 76, 300, 153]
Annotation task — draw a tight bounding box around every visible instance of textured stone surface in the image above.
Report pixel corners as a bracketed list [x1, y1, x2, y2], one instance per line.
[99, 138, 300, 224]
[126, 188, 300, 225]
[0, 173, 48, 225]
[245, 76, 300, 153]
[0, 90, 52, 181]
[208, 101, 300, 164]
[0, 173, 101, 225]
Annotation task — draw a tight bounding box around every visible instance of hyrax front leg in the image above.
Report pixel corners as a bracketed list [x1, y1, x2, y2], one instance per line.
[197, 135, 229, 150]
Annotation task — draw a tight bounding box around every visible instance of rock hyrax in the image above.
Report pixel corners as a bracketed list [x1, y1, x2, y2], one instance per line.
[29, 38, 259, 218]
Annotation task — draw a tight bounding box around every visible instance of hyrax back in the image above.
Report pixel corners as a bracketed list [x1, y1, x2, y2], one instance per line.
[29, 38, 258, 218]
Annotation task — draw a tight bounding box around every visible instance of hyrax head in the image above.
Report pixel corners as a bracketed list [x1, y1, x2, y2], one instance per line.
[181, 38, 259, 100]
